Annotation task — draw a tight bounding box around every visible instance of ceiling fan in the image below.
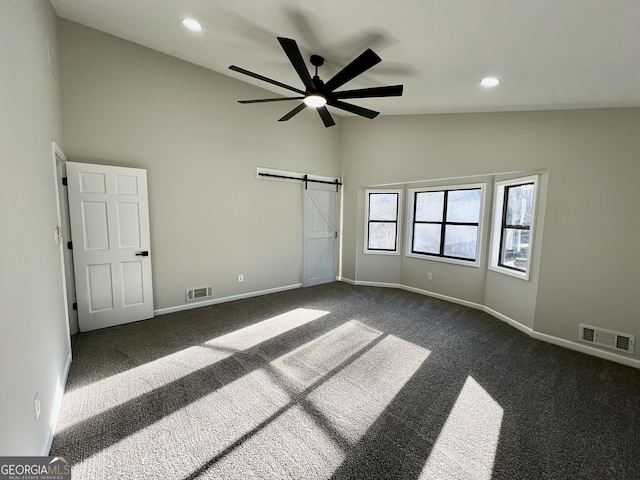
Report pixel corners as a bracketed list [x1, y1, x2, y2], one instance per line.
[229, 37, 404, 128]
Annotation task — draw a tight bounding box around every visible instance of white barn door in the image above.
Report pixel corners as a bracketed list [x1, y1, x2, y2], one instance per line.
[303, 182, 338, 287]
[67, 162, 154, 332]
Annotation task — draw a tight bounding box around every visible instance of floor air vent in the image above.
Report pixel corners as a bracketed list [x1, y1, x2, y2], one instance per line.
[186, 286, 213, 302]
[579, 324, 635, 355]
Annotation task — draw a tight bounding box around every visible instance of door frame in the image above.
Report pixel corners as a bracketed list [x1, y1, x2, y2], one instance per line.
[51, 142, 75, 346]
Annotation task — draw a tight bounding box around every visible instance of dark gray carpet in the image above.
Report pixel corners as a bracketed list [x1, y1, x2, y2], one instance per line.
[51, 282, 640, 479]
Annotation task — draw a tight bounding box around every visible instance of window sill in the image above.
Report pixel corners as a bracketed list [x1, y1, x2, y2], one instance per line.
[405, 252, 479, 268]
[364, 250, 400, 256]
[488, 265, 531, 281]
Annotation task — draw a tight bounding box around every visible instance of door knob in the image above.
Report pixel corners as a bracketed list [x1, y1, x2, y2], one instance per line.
[135, 251, 149, 257]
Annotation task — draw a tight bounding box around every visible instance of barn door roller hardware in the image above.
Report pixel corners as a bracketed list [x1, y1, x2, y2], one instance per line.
[258, 172, 342, 192]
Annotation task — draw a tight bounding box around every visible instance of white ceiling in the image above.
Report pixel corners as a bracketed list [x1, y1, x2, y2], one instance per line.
[51, 0, 640, 116]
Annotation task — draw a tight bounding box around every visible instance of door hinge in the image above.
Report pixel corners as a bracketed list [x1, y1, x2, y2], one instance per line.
[62, 177, 68, 186]
[335, 231, 338, 238]
[67, 241, 73, 250]
[72, 302, 77, 311]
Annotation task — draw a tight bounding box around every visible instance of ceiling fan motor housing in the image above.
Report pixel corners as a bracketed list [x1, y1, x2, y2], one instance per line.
[310, 55, 325, 67]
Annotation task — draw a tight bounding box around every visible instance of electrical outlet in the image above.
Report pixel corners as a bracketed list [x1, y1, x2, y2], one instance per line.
[34, 393, 41, 420]
[238, 274, 244, 282]
[428, 272, 433, 281]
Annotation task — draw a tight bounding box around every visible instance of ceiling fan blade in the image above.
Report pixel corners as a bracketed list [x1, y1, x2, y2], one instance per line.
[229, 65, 305, 95]
[238, 97, 304, 104]
[277, 37, 315, 92]
[328, 100, 379, 119]
[333, 85, 403, 100]
[317, 106, 336, 128]
[324, 49, 382, 92]
[279, 103, 307, 122]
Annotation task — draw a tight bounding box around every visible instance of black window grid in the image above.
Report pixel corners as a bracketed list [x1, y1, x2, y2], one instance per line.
[367, 192, 399, 252]
[411, 188, 480, 262]
[497, 182, 534, 272]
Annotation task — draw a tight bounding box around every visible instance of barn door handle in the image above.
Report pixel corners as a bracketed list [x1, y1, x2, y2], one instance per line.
[135, 251, 149, 257]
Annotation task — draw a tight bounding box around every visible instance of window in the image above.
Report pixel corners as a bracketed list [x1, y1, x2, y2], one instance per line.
[407, 185, 484, 265]
[364, 189, 402, 254]
[490, 176, 538, 280]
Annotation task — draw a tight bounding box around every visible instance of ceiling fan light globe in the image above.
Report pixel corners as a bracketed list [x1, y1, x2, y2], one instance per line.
[480, 77, 501, 87]
[182, 18, 203, 31]
[304, 95, 327, 108]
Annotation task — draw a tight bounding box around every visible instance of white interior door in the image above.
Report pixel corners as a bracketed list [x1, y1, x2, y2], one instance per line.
[303, 182, 338, 287]
[67, 162, 154, 332]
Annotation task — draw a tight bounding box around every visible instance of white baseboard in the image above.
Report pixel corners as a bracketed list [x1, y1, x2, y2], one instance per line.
[531, 331, 640, 369]
[483, 309, 640, 369]
[354, 280, 400, 289]
[343, 278, 639, 370]
[340, 279, 485, 311]
[483, 306, 534, 336]
[337, 277, 356, 285]
[43, 352, 72, 455]
[401, 284, 485, 311]
[484, 305, 640, 368]
[154, 283, 303, 316]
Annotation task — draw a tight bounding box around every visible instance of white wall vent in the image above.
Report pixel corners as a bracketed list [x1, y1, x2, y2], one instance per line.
[579, 324, 635, 355]
[186, 286, 213, 302]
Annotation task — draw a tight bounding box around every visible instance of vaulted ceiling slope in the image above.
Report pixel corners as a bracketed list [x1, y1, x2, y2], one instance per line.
[51, 0, 640, 115]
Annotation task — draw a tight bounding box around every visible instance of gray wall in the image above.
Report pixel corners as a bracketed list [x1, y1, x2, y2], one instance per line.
[2, 6, 638, 456]
[57, 20, 341, 311]
[341, 109, 640, 358]
[0, 0, 70, 455]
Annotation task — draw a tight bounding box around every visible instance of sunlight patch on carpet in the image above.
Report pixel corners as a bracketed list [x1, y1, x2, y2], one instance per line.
[309, 335, 430, 444]
[201, 405, 345, 479]
[57, 346, 227, 431]
[57, 308, 327, 431]
[270, 320, 382, 391]
[70, 368, 292, 479]
[61, 316, 435, 480]
[418, 376, 503, 480]
[204, 308, 330, 352]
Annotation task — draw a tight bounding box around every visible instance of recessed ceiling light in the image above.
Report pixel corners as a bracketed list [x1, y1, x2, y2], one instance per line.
[182, 18, 202, 32]
[303, 94, 327, 108]
[481, 77, 501, 88]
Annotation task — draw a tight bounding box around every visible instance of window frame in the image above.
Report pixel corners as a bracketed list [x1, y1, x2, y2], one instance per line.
[405, 183, 485, 267]
[364, 189, 403, 255]
[489, 175, 539, 281]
